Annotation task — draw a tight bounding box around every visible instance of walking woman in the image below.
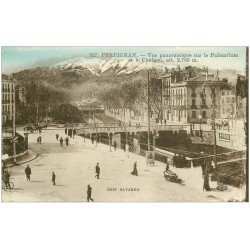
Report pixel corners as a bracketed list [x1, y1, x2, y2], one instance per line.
[203, 166, 211, 191]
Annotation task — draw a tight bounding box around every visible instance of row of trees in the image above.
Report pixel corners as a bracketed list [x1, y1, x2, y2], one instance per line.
[16, 79, 70, 124]
[98, 81, 147, 118]
[98, 77, 164, 121]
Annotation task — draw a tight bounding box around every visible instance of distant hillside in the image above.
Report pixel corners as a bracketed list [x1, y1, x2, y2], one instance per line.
[12, 58, 241, 103]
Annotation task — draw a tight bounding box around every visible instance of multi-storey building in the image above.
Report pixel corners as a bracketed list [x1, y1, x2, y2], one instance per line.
[161, 67, 221, 124]
[2, 74, 16, 126]
[220, 81, 236, 119]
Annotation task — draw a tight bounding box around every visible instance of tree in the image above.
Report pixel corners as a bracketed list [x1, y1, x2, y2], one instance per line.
[50, 103, 82, 123]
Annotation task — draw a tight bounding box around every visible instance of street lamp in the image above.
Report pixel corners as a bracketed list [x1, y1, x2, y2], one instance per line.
[199, 114, 202, 137]
[107, 128, 112, 152]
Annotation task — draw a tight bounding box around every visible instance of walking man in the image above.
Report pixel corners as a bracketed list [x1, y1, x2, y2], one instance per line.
[65, 137, 69, 146]
[52, 172, 56, 185]
[95, 163, 100, 179]
[60, 137, 63, 147]
[25, 165, 32, 181]
[65, 128, 67, 135]
[56, 134, 59, 140]
[113, 140, 117, 151]
[87, 184, 94, 202]
[3, 169, 11, 189]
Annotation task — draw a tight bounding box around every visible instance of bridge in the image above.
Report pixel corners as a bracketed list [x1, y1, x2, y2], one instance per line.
[75, 122, 190, 136]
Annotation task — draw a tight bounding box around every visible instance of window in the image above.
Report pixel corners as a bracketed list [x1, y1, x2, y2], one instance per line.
[202, 111, 206, 118]
[192, 99, 196, 106]
[192, 111, 196, 118]
[202, 99, 206, 106]
[192, 88, 195, 94]
[222, 90, 225, 96]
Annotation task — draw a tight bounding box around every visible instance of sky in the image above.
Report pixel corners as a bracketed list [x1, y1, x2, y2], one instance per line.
[1, 46, 247, 74]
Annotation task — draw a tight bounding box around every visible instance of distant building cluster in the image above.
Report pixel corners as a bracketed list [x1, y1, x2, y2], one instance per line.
[2, 74, 26, 127]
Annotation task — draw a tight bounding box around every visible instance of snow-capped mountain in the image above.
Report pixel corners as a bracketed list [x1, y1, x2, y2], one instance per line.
[51, 57, 170, 76]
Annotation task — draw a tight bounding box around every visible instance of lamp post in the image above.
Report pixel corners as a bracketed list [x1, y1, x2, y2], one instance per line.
[211, 88, 217, 169]
[153, 129, 156, 162]
[107, 128, 112, 152]
[10, 81, 17, 165]
[199, 114, 202, 137]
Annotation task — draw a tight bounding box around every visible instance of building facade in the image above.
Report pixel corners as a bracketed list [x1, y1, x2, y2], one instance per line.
[220, 82, 236, 119]
[161, 67, 221, 124]
[2, 74, 16, 126]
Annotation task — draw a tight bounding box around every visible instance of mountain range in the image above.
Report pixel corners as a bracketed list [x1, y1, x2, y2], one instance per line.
[11, 58, 241, 101]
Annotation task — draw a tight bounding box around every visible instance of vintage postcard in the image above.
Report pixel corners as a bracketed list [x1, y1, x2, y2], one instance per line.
[1, 46, 248, 202]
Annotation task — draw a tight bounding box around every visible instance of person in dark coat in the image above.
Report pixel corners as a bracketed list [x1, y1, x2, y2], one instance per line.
[65, 137, 69, 146]
[113, 140, 117, 151]
[2, 160, 6, 176]
[25, 165, 32, 181]
[91, 136, 94, 144]
[201, 160, 206, 176]
[56, 134, 59, 140]
[165, 163, 169, 171]
[95, 163, 100, 179]
[65, 128, 67, 135]
[131, 162, 138, 176]
[203, 167, 211, 191]
[3, 169, 11, 189]
[60, 137, 63, 146]
[52, 172, 56, 185]
[87, 184, 94, 202]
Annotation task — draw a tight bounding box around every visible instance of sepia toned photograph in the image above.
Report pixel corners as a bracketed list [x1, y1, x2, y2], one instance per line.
[1, 46, 248, 202]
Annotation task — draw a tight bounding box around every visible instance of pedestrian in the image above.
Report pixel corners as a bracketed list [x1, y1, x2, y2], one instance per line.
[201, 159, 206, 176]
[37, 137, 40, 143]
[39, 127, 42, 134]
[165, 163, 169, 171]
[65, 137, 69, 146]
[131, 162, 138, 176]
[87, 184, 94, 202]
[91, 136, 94, 144]
[56, 134, 59, 140]
[3, 169, 11, 189]
[65, 128, 67, 135]
[60, 137, 63, 146]
[203, 167, 211, 191]
[95, 163, 100, 179]
[52, 172, 56, 185]
[39, 136, 42, 144]
[25, 165, 32, 181]
[113, 140, 117, 151]
[2, 160, 7, 176]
